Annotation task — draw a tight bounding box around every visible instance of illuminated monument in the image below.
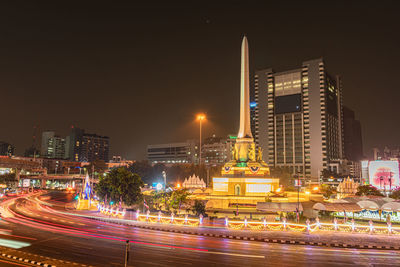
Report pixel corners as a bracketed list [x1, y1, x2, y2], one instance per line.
[76, 173, 98, 210]
[211, 37, 279, 201]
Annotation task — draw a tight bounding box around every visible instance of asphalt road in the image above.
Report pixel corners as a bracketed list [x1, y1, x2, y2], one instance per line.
[0, 192, 400, 267]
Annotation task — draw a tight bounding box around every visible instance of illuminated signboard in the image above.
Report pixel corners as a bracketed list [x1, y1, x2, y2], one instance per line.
[22, 179, 30, 188]
[368, 160, 399, 189]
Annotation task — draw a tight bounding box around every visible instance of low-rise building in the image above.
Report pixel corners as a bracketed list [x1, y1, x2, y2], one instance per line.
[147, 140, 198, 165]
[0, 141, 15, 157]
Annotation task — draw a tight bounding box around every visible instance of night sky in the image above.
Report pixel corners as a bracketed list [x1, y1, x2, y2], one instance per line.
[1, 1, 399, 159]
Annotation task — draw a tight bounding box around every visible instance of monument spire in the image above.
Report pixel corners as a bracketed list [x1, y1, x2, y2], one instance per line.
[237, 36, 253, 139]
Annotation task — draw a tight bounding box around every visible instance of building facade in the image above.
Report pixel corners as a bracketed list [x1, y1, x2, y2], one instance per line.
[253, 58, 343, 182]
[202, 135, 234, 166]
[343, 106, 363, 161]
[66, 127, 110, 162]
[0, 141, 15, 156]
[41, 131, 66, 159]
[373, 146, 400, 161]
[147, 140, 198, 165]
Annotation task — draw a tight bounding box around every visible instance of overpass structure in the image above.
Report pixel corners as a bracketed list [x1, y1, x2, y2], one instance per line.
[0, 157, 98, 188]
[20, 174, 99, 188]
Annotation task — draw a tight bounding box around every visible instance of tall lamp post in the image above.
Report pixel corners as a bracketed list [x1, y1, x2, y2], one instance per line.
[196, 114, 206, 165]
[295, 172, 302, 223]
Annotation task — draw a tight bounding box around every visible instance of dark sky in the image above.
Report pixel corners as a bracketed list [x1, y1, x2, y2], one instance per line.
[1, 1, 399, 159]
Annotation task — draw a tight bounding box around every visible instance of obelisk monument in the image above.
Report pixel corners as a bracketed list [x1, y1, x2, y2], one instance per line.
[238, 36, 253, 139]
[233, 36, 256, 164]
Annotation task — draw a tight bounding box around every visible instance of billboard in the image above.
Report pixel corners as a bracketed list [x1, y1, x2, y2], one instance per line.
[22, 179, 30, 188]
[368, 160, 399, 189]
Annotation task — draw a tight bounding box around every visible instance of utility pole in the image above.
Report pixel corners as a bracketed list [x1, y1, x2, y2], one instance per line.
[124, 240, 130, 267]
[296, 172, 301, 223]
[162, 171, 166, 189]
[196, 114, 206, 165]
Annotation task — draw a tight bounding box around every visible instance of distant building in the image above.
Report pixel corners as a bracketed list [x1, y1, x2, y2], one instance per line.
[66, 127, 110, 162]
[373, 146, 400, 161]
[326, 158, 361, 178]
[147, 140, 198, 165]
[202, 135, 235, 166]
[24, 146, 40, 158]
[41, 131, 66, 159]
[107, 156, 134, 169]
[252, 58, 344, 183]
[343, 106, 363, 161]
[0, 141, 15, 156]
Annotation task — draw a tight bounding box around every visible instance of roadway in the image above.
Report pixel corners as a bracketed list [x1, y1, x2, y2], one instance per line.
[0, 191, 399, 266]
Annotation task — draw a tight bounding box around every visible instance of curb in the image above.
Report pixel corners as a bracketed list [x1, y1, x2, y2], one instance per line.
[1, 253, 56, 267]
[89, 217, 400, 251]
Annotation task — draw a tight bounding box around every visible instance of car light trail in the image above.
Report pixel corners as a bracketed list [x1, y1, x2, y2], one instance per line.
[0, 237, 31, 249]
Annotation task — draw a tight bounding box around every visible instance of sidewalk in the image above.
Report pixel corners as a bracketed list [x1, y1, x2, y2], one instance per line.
[73, 210, 400, 250]
[0, 246, 93, 267]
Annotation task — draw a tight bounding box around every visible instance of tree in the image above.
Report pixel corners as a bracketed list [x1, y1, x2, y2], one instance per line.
[390, 187, 400, 199]
[168, 189, 190, 213]
[128, 160, 161, 184]
[192, 200, 206, 217]
[95, 167, 144, 206]
[356, 185, 384, 197]
[320, 184, 334, 199]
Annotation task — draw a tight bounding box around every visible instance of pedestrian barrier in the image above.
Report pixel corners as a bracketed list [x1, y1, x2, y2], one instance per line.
[97, 204, 126, 218]
[129, 211, 400, 236]
[224, 216, 400, 235]
[135, 210, 201, 227]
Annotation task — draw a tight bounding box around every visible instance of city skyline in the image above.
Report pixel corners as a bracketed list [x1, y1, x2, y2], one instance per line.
[1, 2, 399, 160]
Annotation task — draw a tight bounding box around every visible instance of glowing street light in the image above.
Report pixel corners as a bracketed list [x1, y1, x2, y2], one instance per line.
[196, 113, 206, 165]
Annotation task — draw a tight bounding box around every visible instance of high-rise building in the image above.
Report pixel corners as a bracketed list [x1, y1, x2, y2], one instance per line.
[253, 58, 343, 182]
[41, 131, 55, 157]
[40, 131, 66, 159]
[147, 140, 198, 165]
[80, 133, 110, 162]
[0, 141, 14, 156]
[66, 127, 109, 162]
[343, 106, 363, 161]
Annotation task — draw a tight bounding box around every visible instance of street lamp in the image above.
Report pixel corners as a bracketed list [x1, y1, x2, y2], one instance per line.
[196, 113, 206, 165]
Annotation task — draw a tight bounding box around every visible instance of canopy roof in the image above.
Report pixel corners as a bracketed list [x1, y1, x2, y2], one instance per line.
[313, 202, 362, 212]
[257, 202, 303, 212]
[381, 202, 400, 212]
[356, 200, 380, 210]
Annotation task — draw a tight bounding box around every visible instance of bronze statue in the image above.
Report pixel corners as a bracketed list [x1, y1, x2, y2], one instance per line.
[257, 147, 263, 161]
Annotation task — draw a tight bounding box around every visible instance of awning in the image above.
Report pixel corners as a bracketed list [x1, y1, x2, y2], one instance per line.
[356, 200, 380, 210]
[313, 202, 362, 212]
[381, 202, 400, 212]
[257, 202, 303, 212]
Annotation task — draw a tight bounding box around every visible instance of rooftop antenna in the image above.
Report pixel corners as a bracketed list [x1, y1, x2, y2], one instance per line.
[32, 124, 39, 159]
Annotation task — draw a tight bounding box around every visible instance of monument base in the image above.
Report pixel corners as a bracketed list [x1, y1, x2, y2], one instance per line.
[76, 198, 98, 210]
